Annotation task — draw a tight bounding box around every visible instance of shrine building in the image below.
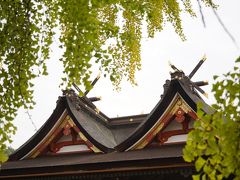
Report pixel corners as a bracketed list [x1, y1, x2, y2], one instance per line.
[0, 60, 212, 180]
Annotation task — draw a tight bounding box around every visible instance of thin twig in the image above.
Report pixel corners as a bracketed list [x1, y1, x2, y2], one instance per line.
[20, 0, 38, 132]
[25, 110, 38, 132]
[197, 0, 206, 27]
[212, 8, 239, 49]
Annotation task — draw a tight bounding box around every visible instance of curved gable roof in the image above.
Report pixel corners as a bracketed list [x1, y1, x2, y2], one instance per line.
[9, 95, 116, 160]
[115, 79, 213, 151]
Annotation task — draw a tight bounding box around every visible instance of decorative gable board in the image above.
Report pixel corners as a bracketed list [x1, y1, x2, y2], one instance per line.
[22, 111, 102, 159]
[45, 118, 93, 155]
[126, 94, 197, 151]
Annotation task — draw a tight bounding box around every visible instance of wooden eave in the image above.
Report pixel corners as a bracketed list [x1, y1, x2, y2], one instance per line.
[1, 144, 194, 179]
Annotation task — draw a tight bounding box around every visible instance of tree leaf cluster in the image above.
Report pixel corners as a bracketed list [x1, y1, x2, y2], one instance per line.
[183, 57, 240, 180]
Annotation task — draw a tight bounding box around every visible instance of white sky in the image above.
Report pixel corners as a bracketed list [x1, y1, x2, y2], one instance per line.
[11, 1, 240, 149]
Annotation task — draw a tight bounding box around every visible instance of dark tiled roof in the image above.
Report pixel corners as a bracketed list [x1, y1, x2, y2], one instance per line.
[66, 96, 117, 150]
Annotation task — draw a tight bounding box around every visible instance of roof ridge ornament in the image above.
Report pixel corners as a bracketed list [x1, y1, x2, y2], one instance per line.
[72, 72, 101, 101]
[70, 73, 104, 115]
[84, 72, 101, 96]
[188, 54, 207, 79]
[168, 61, 183, 73]
[168, 55, 208, 98]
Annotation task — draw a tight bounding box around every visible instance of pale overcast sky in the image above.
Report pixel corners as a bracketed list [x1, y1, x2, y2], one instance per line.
[12, 1, 240, 149]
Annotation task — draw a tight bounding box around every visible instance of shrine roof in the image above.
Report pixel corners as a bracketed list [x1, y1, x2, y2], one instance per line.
[8, 69, 213, 161]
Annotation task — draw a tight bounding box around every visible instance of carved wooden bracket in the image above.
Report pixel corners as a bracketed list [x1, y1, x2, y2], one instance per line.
[175, 107, 185, 123]
[63, 122, 71, 136]
[49, 123, 92, 154]
[156, 114, 192, 145]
